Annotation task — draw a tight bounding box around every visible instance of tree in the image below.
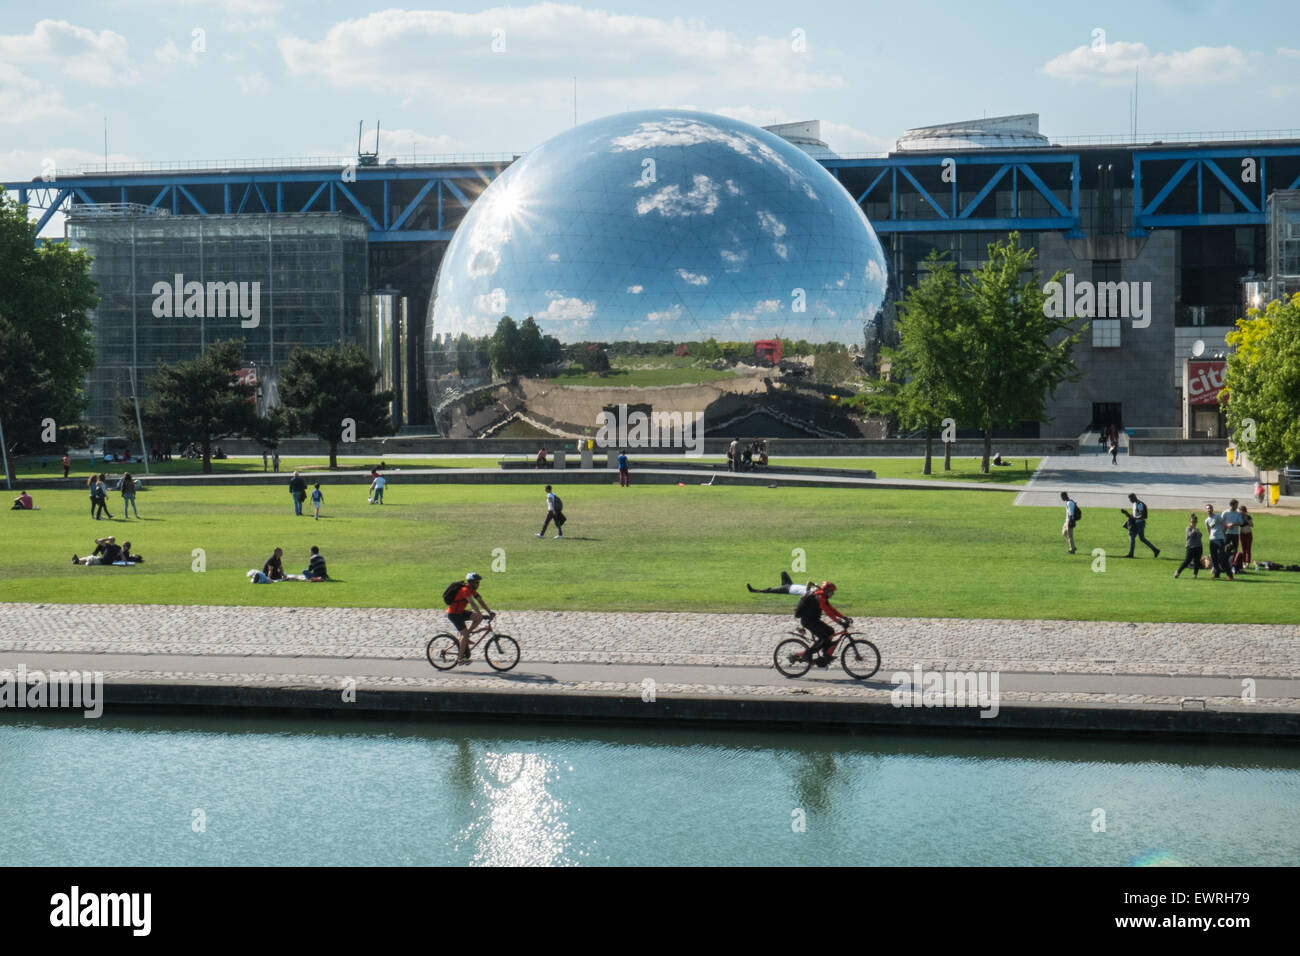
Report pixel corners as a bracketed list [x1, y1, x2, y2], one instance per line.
[1223, 293, 1300, 471]
[135, 338, 258, 473]
[279, 344, 393, 469]
[490, 315, 521, 376]
[949, 233, 1080, 473]
[848, 252, 966, 474]
[515, 316, 563, 376]
[0, 189, 98, 482]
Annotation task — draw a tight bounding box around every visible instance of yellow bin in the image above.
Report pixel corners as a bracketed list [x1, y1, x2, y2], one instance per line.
[1227, 447, 1236, 464]
[1270, 484, 1282, 506]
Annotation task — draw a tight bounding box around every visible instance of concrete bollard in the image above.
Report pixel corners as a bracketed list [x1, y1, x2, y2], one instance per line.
[580, 446, 593, 469]
[554, 451, 566, 470]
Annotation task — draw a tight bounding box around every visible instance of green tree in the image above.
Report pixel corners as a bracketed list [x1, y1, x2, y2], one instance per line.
[279, 344, 393, 469]
[490, 315, 521, 376]
[848, 252, 966, 474]
[0, 189, 98, 481]
[950, 233, 1080, 472]
[1223, 293, 1300, 471]
[135, 338, 258, 473]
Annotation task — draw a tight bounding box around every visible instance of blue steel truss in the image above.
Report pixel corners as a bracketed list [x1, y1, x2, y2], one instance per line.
[7, 141, 1300, 244]
[1132, 145, 1300, 234]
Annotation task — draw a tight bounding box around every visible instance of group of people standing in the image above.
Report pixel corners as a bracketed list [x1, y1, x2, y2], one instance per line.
[726, 439, 767, 472]
[1179, 500, 1255, 580]
[86, 473, 141, 519]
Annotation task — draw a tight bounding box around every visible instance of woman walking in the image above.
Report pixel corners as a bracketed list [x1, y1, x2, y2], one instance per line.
[120, 473, 140, 518]
[1174, 513, 1204, 579]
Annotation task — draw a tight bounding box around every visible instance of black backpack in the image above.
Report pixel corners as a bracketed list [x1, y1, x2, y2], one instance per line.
[794, 589, 820, 620]
[1072, 501, 1083, 522]
[442, 580, 465, 604]
[551, 494, 563, 512]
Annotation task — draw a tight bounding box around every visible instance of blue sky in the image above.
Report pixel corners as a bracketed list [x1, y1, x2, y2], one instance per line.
[2, 0, 1297, 185]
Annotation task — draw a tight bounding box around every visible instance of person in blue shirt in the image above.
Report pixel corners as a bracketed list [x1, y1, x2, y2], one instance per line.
[617, 450, 629, 487]
[311, 483, 324, 520]
[1122, 493, 1160, 558]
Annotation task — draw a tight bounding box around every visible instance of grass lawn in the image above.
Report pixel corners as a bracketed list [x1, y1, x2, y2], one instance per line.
[635, 457, 1042, 485]
[551, 365, 739, 387]
[8, 455, 504, 481]
[5, 483, 1297, 623]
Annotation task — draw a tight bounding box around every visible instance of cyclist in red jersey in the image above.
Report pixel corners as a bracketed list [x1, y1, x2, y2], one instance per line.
[447, 572, 493, 663]
[795, 581, 851, 667]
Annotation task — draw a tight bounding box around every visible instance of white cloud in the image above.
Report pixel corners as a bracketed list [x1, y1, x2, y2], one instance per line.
[647, 303, 683, 322]
[170, 0, 283, 32]
[476, 288, 509, 315]
[676, 268, 708, 286]
[637, 174, 721, 217]
[0, 63, 71, 123]
[1041, 41, 1248, 88]
[0, 20, 138, 86]
[235, 72, 269, 93]
[538, 294, 595, 321]
[626, 284, 643, 293]
[278, 5, 841, 108]
[1278, 48, 1300, 57]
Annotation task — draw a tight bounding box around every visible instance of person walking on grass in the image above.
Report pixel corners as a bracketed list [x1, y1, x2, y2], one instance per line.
[311, 483, 324, 520]
[272, 450, 280, 473]
[1121, 493, 1159, 558]
[289, 471, 308, 516]
[120, 472, 140, 518]
[1204, 504, 1235, 580]
[536, 485, 565, 539]
[93, 475, 113, 520]
[1060, 491, 1080, 554]
[1174, 513, 1203, 579]
[369, 472, 386, 504]
[617, 449, 630, 487]
[62, 454, 71, 478]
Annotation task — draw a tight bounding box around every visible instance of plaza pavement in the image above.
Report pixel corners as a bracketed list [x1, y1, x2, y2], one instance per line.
[1, 604, 1296, 722]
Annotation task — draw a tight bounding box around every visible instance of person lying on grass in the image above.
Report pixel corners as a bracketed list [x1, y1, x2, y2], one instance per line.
[73, 537, 129, 565]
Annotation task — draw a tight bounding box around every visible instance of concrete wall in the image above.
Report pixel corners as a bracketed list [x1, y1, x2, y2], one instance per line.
[1039, 230, 1180, 437]
[1127, 438, 1228, 456]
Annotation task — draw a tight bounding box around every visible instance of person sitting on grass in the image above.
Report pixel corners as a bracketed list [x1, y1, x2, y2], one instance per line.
[264, 547, 286, 581]
[120, 541, 143, 563]
[11, 491, 33, 510]
[73, 536, 122, 566]
[303, 546, 328, 580]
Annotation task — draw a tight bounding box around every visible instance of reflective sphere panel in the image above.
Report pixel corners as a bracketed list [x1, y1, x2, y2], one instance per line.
[430, 109, 887, 347]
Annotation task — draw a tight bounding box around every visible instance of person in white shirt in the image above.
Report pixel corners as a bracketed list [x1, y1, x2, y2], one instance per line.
[1060, 491, 1079, 553]
[535, 484, 565, 538]
[369, 473, 386, 504]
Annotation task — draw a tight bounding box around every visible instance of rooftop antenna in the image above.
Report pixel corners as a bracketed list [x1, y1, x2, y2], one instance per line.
[104, 116, 108, 171]
[1133, 67, 1139, 142]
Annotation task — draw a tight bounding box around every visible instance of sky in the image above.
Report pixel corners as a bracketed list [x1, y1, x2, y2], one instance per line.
[2, 0, 1297, 188]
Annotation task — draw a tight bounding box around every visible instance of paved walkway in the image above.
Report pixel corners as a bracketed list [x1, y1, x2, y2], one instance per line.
[2, 604, 1295, 712]
[1015, 453, 1267, 510]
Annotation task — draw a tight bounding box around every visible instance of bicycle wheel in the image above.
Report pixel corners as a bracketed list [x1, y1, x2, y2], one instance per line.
[426, 634, 461, 671]
[774, 638, 812, 678]
[840, 637, 881, 680]
[485, 634, 520, 672]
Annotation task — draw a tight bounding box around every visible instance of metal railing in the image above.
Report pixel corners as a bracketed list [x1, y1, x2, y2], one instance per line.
[75, 153, 522, 175]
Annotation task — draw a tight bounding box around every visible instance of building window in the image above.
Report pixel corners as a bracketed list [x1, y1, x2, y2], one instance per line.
[1092, 259, 1121, 284]
[1092, 319, 1121, 348]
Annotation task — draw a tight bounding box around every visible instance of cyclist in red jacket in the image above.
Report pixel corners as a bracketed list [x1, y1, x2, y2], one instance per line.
[795, 581, 851, 667]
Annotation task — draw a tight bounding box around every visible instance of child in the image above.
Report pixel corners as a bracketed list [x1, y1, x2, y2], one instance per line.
[311, 483, 324, 520]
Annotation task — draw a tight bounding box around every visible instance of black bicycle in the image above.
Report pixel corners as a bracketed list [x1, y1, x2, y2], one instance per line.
[426, 616, 520, 672]
[773, 623, 880, 680]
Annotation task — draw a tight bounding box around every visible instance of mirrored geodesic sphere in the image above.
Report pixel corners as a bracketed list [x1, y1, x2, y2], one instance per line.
[428, 109, 887, 389]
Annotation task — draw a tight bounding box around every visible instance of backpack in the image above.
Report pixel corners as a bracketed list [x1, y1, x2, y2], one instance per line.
[794, 589, 820, 620]
[1072, 501, 1083, 522]
[442, 580, 465, 604]
[551, 494, 563, 513]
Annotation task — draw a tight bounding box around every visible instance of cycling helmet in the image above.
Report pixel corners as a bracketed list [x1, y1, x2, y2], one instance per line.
[466, 572, 482, 584]
[821, 581, 836, 595]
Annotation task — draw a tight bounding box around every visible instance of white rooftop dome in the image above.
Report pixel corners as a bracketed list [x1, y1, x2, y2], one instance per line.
[763, 120, 839, 160]
[895, 113, 1050, 152]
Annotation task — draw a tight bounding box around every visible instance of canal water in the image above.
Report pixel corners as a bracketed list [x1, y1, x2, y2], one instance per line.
[2, 713, 1296, 866]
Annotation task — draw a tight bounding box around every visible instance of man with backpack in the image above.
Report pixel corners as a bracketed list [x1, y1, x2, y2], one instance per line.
[794, 581, 851, 668]
[536, 485, 565, 539]
[444, 572, 493, 663]
[1122, 492, 1160, 558]
[1060, 491, 1081, 554]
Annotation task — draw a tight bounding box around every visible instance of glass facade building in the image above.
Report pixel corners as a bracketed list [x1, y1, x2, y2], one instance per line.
[68, 211, 368, 431]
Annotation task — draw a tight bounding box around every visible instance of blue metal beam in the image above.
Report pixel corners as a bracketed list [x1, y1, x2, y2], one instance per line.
[1015, 163, 1071, 217]
[1141, 159, 1195, 216]
[335, 181, 381, 231]
[1199, 159, 1257, 213]
[33, 189, 70, 233]
[958, 164, 1010, 219]
[177, 184, 207, 215]
[442, 179, 472, 209]
[897, 166, 947, 218]
[390, 178, 438, 231]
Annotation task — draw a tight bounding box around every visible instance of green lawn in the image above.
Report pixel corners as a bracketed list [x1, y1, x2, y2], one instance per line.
[5, 483, 1297, 623]
[635, 456, 1042, 484]
[8, 455, 502, 481]
[551, 365, 739, 387]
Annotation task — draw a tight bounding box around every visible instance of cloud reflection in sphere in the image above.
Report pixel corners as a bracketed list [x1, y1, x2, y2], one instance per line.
[429, 109, 887, 355]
